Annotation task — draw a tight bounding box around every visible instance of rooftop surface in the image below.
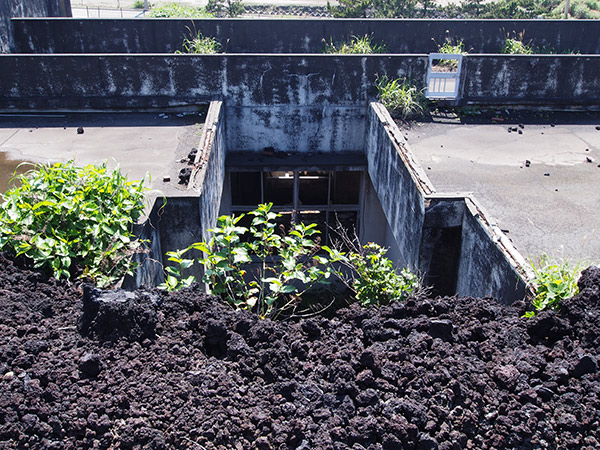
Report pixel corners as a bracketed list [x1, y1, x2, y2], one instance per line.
[1, 109, 598, 266]
[404, 110, 600, 264]
[0, 111, 205, 198]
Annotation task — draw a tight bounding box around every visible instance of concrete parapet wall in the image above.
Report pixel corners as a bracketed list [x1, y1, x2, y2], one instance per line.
[462, 55, 600, 106]
[365, 103, 430, 271]
[1, 53, 598, 111]
[0, 54, 427, 110]
[456, 197, 531, 302]
[10, 18, 600, 54]
[1, 1, 71, 53]
[191, 101, 227, 244]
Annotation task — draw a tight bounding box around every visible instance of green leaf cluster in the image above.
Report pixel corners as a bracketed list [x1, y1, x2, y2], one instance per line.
[322, 35, 387, 54]
[162, 203, 341, 319]
[0, 161, 147, 287]
[337, 242, 420, 307]
[177, 33, 222, 54]
[523, 256, 581, 317]
[376, 76, 427, 120]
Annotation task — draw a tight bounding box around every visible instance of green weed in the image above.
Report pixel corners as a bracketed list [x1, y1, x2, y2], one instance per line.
[323, 35, 387, 54]
[523, 255, 581, 317]
[376, 75, 427, 119]
[177, 32, 222, 54]
[0, 161, 147, 287]
[501, 32, 534, 54]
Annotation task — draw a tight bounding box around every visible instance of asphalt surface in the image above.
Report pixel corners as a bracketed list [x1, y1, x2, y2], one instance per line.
[404, 110, 600, 264]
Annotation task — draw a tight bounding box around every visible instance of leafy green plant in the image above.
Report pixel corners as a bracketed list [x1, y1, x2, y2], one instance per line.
[435, 38, 467, 70]
[342, 242, 420, 306]
[177, 32, 222, 54]
[323, 35, 387, 54]
[159, 248, 195, 291]
[523, 256, 581, 317]
[438, 38, 467, 55]
[148, 3, 212, 17]
[162, 203, 340, 319]
[501, 32, 534, 54]
[132, 0, 146, 9]
[376, 75, 427, 119]
[0, 161, 147, 287]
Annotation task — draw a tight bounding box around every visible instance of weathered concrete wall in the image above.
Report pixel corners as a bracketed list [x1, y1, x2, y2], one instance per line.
[461, 55, 600, 106]
[1, 53, 598, 113]
[11, 18, 600, 54]
[456, 197, 530, 303]
[190, 101, 227, 244]
[1, 1, 70, 53]
[364, 103, 432, 271]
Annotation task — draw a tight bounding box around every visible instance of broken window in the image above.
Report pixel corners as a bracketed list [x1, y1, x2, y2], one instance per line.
[228, 169, 362, 246]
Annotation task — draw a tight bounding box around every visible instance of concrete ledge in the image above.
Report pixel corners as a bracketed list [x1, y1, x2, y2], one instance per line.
[11, 18, 600, 54]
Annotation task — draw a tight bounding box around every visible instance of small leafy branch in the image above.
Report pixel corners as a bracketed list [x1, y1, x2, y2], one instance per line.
[323, 34, 387, 54]
[0, 161, 147, 287]
[376, 75, 428, 119]
[161, 203, 341, 318]
[523, 255, 581, 317]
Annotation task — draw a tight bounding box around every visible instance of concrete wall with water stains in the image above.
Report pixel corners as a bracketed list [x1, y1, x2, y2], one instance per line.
[364, 103, 431, 271]
[0, 1, 70, 54]
[11, 18, 600, 54]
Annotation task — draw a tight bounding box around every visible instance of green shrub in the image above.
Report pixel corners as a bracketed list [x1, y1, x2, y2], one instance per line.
[376, 76, 427, 119]
[323, 35, 387, 54]
[342, 242, 420, 306]
[0, 161, 147, 287]
[148, 3, 211, 17]
[523, 256, 581, 317]
[161, 203, 340, 319]
[177, 32, 222, 54]
[132, 0, 146, 9]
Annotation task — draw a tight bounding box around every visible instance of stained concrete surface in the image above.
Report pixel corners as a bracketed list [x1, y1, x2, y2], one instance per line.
[404, 111, 600, 264]
[0, 111, 205, 197]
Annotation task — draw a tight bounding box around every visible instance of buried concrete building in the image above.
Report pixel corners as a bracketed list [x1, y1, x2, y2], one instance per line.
[1, 5, 599, 302]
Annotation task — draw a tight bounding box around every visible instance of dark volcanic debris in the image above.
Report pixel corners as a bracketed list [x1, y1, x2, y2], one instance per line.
[0, 253, 599, 449]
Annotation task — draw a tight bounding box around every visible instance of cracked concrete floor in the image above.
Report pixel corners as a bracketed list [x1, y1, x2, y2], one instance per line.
[404, 112, 600, 264]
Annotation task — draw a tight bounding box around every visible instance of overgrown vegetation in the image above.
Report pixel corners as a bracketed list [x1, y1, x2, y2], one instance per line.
[147, 3, 212, 18]
[523, 255, 581, 317]
[327, 0, 598, 18]
[376, 76, 427, 119]
[177, 32, 222, 54]
[0, 162, 147, 287]
[322, 35, 387, 54]
[160, 204, 421, 318]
